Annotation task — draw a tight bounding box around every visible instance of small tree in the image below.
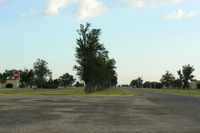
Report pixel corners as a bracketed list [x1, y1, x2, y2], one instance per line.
[0, 73, 7, 88]
[59, 73, 75, 88]
[160, 71, 175, 88]
[33, 59, 52, 88]
[181, 64, 195, 89]
[20, 69, 34, 88]
[143, 81, 151, 88]
[130, 77, 143, 88]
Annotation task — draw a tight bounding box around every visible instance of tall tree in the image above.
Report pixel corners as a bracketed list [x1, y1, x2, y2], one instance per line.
[74, 23, 117, 93]
[160, 71, 175, 88]
[33, 59, 52, 88]
[59, 73, 75, 88]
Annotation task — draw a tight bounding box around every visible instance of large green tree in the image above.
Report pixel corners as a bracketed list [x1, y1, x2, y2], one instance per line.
[74, 23, 117, 93]
[33, 59, 52, 88]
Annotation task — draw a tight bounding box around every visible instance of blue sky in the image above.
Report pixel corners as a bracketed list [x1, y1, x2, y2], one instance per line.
[0, 0, 200, 84]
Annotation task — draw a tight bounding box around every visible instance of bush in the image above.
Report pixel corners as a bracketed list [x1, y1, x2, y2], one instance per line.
[155, 83, 163, 89]
[6, 83, 13, 88]
[42, 79, 59, 89]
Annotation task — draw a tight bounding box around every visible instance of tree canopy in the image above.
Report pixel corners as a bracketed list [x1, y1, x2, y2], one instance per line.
[74, 23, 117, 93]
[160, 71, 175, 88]
[33, 59, 52, 88]
[59, 73, 75, 88]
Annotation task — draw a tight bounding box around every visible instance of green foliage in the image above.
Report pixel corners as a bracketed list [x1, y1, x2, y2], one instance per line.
[4, 69, 18, 79]
[74, 23, 117, 93]
[130, 77, 143, 88]
[160, 71, 175, 88]
[179, 64, 195, 89]
[159, 64, 195, 89]
[75, 81, 84, 87]
[59, 73, 75, 88]
[143, 81, 151, 88]
[143, 81, 163, 89]
[20, 69, 34, 88]
[33, 58, 52, 88]
[0, 73, 7, 87]
[42, 78, 60, 89]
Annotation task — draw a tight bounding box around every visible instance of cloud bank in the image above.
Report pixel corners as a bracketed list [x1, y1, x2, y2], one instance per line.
[44, 0, 106, 20]
[118, 0, 183, 7]
[166, 9, 198, 19]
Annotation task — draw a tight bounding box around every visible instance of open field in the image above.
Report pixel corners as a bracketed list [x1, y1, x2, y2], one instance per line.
[0, 88, 134, 96]
[132, 88, 200, 97]
[1, 89, 200, 133]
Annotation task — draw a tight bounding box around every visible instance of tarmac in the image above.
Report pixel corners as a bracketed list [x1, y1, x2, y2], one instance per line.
[0, 89, 200, 133]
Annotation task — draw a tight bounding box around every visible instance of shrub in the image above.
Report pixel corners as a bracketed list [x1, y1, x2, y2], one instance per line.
[6, 83, 13, 88]
[155, 83, 163, 89]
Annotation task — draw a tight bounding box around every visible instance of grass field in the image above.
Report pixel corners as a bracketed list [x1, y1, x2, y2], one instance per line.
[0, 88, 135, 96]
[134, 88, 200, 97]
[0, 87, 80, 92]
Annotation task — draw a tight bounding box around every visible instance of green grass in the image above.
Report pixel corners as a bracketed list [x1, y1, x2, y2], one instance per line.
[0, 88, 35, 91]
[0, 87, 79, 91]
[135, 88, 200, 97]
[0, 88, 134, 96]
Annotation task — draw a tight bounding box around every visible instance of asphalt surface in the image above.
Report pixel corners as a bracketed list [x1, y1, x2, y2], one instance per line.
[1, 89, 200, 133]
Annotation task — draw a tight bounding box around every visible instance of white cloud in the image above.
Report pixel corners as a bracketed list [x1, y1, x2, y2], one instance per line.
[75, 0, 106, 20]
[30, 8, 37, 13]
[118, 0, 183, 8]
[44, 0, 106, 20]
[118, 0, 146, 7]
[44, 0, 72, 16]
[20, 13, 26, 18]
[166, 9, 198, 20]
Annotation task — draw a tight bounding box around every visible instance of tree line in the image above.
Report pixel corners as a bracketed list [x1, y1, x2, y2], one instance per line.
[0, 59, 83, 88]
[0, 23, 117, 93]
[129, 64, 197, 89]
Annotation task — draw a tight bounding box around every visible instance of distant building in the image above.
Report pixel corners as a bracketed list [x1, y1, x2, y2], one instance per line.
[1, 79, 20, 88]
[190, 81, 200, 89]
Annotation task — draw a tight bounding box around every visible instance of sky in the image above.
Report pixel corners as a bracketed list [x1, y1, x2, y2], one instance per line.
[0, 0, 200, 84]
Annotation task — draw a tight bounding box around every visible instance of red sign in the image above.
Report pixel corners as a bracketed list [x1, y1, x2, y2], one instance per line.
[13, 71, 20, 79]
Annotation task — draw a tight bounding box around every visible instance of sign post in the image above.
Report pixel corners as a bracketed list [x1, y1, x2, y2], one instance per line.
[13, 71, 20, 88]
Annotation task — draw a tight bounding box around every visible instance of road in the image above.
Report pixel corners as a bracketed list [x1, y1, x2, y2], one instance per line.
[0, 89, 200, 133]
